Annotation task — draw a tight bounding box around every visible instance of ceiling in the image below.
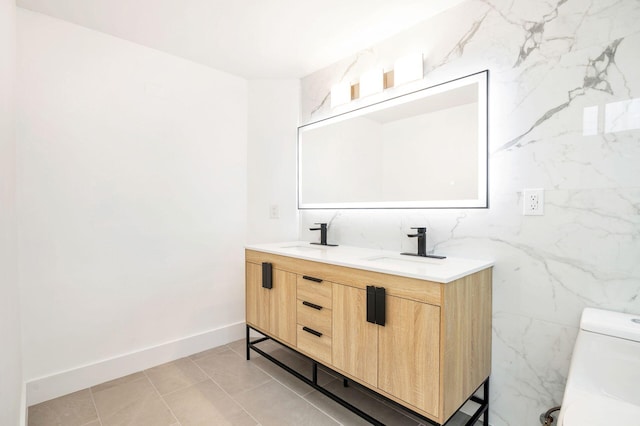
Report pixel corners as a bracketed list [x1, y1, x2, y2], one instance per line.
[17, 0, 464, 79]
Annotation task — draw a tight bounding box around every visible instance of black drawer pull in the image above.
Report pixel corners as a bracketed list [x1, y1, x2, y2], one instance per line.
[302, 275, 323, 283]
[302, 326, 323, 337]
[302, 301, 323, 310]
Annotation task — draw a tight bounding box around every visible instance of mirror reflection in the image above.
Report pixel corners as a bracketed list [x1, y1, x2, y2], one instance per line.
[298, 71, 488, 209]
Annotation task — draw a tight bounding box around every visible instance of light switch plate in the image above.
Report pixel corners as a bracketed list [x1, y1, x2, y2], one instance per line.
[269, 204, 280, 219]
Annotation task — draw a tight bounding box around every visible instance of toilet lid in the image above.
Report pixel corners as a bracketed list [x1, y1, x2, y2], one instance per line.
[561, 395, 640, 426]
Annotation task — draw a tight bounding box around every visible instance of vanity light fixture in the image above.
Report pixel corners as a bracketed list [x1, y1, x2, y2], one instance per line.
[359, 67, 384, 98]
[393, 53, 423, 86]
[329, 53, 425, 108]
[330, 80, 352, 108]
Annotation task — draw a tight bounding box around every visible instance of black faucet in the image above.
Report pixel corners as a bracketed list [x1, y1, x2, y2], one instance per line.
[401, 227, 446, 259]
[309, 223, 338, 246]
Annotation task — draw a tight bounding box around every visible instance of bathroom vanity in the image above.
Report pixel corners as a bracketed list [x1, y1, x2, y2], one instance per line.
[245, 242, 493, 426]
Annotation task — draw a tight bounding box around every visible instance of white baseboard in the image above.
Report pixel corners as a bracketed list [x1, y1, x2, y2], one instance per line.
[26, 321, 246, 406]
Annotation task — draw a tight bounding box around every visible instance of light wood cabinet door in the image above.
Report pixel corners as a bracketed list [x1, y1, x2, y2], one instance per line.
[270, 268, 297, 346]
[245, 263, 297, 346]
[332, 283, 378, 387]
[246, 262, 269, 332]
[378, 296, 441, 417]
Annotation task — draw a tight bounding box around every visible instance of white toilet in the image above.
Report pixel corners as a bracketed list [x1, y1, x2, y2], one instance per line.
[558, 308, 640, 425]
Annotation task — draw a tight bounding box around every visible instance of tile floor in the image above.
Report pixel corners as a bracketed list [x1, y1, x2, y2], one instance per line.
[28, 338, 475, 426]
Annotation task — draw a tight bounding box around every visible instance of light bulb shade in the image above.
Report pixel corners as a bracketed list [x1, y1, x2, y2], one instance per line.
[330, 80, 352, 108]
[359, 68, 384, 98]
[393, 53, 423, 86]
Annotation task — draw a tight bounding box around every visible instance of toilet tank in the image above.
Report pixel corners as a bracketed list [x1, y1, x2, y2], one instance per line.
[580, 307, 640, 342]
[558, 308, 640, 425]
[565, 308, 640, 407]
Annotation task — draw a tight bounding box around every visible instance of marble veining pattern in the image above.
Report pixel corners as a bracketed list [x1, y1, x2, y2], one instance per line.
[298, 1, 640, 425]
[501, 37, 624, 152]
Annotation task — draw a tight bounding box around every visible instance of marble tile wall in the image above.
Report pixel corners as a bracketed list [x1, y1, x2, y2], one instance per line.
[298, 1, 640, 425]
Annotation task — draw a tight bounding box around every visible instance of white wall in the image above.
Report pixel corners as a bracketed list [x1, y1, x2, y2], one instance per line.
[299, 0, 640, 425]
[0, 1, 24, 424]
[247, 80, 299, 243]
[17, 9, 248, 404]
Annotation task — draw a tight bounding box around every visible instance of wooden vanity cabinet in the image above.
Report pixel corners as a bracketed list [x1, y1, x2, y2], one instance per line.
[245, 249, 492, 425]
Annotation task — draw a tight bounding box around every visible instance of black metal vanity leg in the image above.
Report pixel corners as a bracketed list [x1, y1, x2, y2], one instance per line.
[312, 363, 318, 385]
[246, 325, 250, 360]
[483, 378, 490, 425]
[343, 378, 349, 388]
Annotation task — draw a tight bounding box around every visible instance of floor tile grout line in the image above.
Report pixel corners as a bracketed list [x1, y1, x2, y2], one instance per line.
[200, 348, 276, 401]
[142, 369, 182, 426]
[158, 376, 211, 399]
[90, 373, 157, 424]
[145, 358, 214, 399]
[187, 351, 263, 425]
[87, 387, 103, 426]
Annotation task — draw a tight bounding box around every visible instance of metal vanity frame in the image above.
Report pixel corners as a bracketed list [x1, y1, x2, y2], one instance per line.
[246, 325, 490, 426]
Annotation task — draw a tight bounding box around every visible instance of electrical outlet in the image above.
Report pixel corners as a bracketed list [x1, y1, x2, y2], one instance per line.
[523, 189, 544, 216]
[269, 204, 280, 219]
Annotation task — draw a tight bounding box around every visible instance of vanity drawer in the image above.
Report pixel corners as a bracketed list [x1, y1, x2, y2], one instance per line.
[297, 275, 332, 308]
[297, 299, 332, 336]
[297, 324, 331, 364]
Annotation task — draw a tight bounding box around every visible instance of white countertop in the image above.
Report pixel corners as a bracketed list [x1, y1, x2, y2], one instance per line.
[246, 241, 494, 283]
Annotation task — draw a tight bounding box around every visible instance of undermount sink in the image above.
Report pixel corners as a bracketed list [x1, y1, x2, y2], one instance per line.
[363, 255, 445, 266]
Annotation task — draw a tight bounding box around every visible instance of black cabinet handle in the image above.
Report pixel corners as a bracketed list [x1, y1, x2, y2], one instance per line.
[302, 275, 323, 283]
[366, 286, 376, 324]
[302, 301, 323, 310]
[262, 262, 272, 289]
[366, 285, 386, 326]
[302, 326, 323, 337]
